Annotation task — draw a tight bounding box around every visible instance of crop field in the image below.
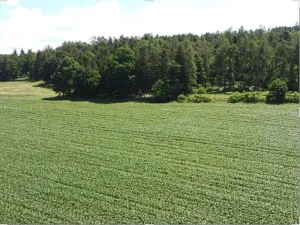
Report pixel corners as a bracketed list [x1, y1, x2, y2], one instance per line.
[0, 82, 299, 224]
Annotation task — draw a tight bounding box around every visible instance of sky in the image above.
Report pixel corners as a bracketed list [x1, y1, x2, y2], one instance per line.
[0, 0, 298, 54]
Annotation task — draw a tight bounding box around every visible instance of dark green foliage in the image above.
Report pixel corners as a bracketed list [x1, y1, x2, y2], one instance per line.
[266, 79, 288, 103]
[168, 60, 182, 97]
[32, 50, 43, 81]
[175, 41, 197, 94]
[74, 51, 100, 97]
[284, 92, 299, 103]
[73, 68, 100, 98]
[40, 46, 59, 83]
[105, 47, 136, 97]
[0, 54, 20, 81]
[151, 79, 172, 102]
[24, 50, 36, 79]
[0, 25, 299, 100]
[51, 54, 100, 97]
[52, 56, 82, 96]
[41, 56, 58, 84]
[135, 40, 152, 94]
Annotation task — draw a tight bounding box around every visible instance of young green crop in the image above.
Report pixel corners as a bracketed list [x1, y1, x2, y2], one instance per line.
[0, 83, 299, 224]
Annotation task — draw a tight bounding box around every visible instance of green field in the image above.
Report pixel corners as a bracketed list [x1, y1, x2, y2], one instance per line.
[0, 82, 299, 224]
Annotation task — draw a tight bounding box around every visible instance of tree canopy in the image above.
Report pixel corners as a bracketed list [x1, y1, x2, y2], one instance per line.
[0, 25, 299, 99]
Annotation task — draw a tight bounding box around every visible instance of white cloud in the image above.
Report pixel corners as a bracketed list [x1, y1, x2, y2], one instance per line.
[0, 0, 297, 54]
[133, 0, 297, 35]
[2, 0, 19, 5]
[0, 0, 123, 53]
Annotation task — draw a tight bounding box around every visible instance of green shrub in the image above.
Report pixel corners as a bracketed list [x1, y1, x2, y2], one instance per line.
[243, 92, 265, 103]
[266, 79, 288, 104]
[226, 92, 234, 95]
[201, 95, 212, 103]
[192, 87, 207, 94]
[258, 95, 267, 103]
[228, 92, 244, 103]
[228, 92, 266, 103]
[285, 92, 299, 103]
[187, 94, 199, 103]
[187, 94, 212, 103]
[151, 79, 172, 103]
[177, 94, 187, 103]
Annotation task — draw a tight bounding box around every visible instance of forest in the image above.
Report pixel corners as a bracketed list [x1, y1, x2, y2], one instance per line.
[0, 25, 299, 101]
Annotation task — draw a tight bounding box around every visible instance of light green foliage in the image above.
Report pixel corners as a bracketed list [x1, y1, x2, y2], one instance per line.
[177, 94, 187, 102]
[228, 92, 244, 103]
[0, 89, 298, 224]
[285, 92, 299, 103]
[187, 94, 212, 103]
[0, 81, 56, 97]
[228, 92, 266, 103]
[243, 92, 266, 103]
[192, 87, 207, 94]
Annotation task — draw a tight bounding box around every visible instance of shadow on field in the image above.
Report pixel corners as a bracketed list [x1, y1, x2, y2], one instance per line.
[42, 96, 154, 104]
[33, 83, 53, 89]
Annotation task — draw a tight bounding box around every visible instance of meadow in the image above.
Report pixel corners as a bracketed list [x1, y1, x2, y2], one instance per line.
[0, 82, 299, 224]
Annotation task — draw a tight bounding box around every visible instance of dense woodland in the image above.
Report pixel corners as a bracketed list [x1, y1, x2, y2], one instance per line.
[0, 25, 299, 99]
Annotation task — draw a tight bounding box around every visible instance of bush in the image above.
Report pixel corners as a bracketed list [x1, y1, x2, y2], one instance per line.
[228, 92, 244, 103]
[228, 92, 266, 103]
[201, 95, 212, 103]
[226, 92, 234, 95]
[243, 92, 265, 103]
[266, 79, 288, 104]
[151, 79, 172, 103]
[192, 87, 207, 94]
[258, 95, 267, 103]
[187, 94, 212, 103]
[187, 94, 199, 103]
[177, 94, 187, 103]
[285, 92, 299, 103]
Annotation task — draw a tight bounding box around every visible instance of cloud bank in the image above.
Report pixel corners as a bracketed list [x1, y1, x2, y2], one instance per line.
[0, 0, 297, 53]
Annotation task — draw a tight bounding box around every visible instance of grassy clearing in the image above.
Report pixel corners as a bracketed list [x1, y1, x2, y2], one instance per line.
[0, 81, 56, 98]
[0, 82, 299, 224]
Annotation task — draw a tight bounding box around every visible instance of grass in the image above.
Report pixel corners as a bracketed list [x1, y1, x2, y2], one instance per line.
[0, 81, 56, 98]
[0, 82, 299, 224]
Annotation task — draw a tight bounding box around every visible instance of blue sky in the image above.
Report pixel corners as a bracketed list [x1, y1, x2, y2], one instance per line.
[2, 0, 229, 17]
[0, 0, 298, 53]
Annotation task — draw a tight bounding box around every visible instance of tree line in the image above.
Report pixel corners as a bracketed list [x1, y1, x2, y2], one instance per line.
[0, 25, 298, 100]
